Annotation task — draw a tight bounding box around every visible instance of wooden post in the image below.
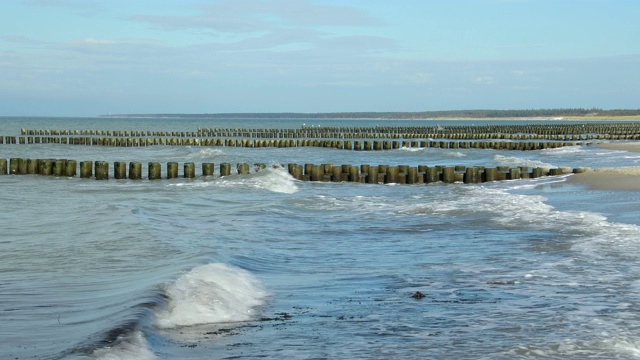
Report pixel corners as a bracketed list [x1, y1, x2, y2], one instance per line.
[332, 166, 342, 182]
[549, 168, 563, 176]
[148, 162, 161, 180]
[80, 161, 93, 178]
[237, 163, 250, 175]
[65, 160, 77, 177]
[202, 162, 214, 176]
[113, 161, 127, 179]
[367, 166, 379, 184]
[129, 162, 142, 180]
[425, 167, 439, 183]
[349, 165, 359, 182]
[39, 159, 53, 176]
[407, 167, 418, 184]
[483, 168, 498, 182]
[442, 167, 455, 183]
[95, 161, 109, 180]
[220, 162, 231, 176]
[27, 159, 38, 174]
[51, 159, 65, 176]
[386, 166, 399, 184]
[509, 168, 521, 180]
[9, 158, 19, 175]
[184, 162, 196, 178]
[167, 162, 179, 179]
[310, 164, 323, 181]
[18, 158, 28, 175]
[464, 167, 479, 183]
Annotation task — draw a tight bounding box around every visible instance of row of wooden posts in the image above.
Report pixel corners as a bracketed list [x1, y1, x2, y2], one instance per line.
[18, 123, 640, 139]
[1, 135, 581, 151]
[0, 158, 582, 184]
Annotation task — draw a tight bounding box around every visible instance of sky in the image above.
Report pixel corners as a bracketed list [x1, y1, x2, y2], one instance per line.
[0, 0, 639, 116]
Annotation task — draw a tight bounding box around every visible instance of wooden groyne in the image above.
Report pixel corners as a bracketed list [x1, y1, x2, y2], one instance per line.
[15, 122, 640, 140]
[4, 123, 640, 150]
[0, 158, 584, 184]
[0, 135, 582, 150]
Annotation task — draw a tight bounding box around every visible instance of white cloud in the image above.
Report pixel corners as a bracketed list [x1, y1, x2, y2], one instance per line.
[81, 37, 115, 45]
[473, 76, 495, 85]
[130, 0, 383, 33]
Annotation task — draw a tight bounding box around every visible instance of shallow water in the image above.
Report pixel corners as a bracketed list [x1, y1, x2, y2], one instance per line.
[2, 117, 640, 359]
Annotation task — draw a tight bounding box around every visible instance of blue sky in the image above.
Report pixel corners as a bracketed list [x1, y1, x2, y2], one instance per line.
[1, 0, 638, 116]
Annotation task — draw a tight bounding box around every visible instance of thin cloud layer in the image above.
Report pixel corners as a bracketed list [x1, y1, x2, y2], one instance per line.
[131, 0, 383, 33]
[1, 0, 639, 115]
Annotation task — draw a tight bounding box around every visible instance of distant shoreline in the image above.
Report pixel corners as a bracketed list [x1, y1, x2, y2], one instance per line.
[97, 114, 640, 121]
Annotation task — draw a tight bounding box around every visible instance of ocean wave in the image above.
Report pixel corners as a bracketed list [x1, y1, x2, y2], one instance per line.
[91, 331, 157, 360]
[154, 263, 268, 329]
[170, 166, 299, 194]
[212, 166, 299, 194]
[540, 145, 585, 156]
[246, 166, 299, 194]
[493, 154, 555, 168]
[399, 146, 424, 152]
[184, 147, 226, 160]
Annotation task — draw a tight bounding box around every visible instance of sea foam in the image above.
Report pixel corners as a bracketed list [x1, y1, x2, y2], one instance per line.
[247, 166, 299, 194]
[92, 331, 157, 360]
[184, 147, 225, 160]
[154, 263, 268, 329]
[493, 154, 555, 169]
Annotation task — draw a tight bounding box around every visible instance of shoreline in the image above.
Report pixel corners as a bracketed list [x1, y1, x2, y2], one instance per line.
[592, 142, 640, 153]
[569, 141, 640, 190]
[95, 116, 640, 121]
[569, 168, 640, 191]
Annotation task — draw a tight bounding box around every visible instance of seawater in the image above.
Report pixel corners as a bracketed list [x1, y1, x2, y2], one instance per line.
[2, 117, 640, 359]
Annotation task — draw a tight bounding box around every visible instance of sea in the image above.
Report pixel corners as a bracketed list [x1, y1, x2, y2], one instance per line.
[2, 116, 640, 360]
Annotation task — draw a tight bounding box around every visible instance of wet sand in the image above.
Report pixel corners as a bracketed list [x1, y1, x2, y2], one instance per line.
[593, 142, 640, 153]
[570, 142, 640, 190]
[570, 168, 640, 191]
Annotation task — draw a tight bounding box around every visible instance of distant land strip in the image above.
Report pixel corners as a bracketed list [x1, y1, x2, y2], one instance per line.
[99, 109, 640, 120]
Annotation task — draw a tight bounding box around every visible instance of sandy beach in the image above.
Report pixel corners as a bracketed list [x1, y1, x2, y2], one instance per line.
[570, 141, 640, 190]
[592, 142, 640, 153]
[570, 167, 640, 191]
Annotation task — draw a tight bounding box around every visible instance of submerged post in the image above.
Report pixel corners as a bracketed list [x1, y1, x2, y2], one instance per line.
[220, 163, 231, 176]
[27, 159, 38, 174]
[65, 160, 77, 177]
[184, 162, 196, 178]
[9, 158, 19, 175]
[129, 162, 142, 180]
[94, 161, 109, 180]
[167, 162, 179, 179]
[148, 162, 161, 180]
[237, 163, 250, 175]
[202, 162, 214, 176]
[18, 158, 28, 175]
[442, 167, 455, 183]
[39, 159, 53, 176]
[80, 161, 93, 178]
[114, 161, 127, 179]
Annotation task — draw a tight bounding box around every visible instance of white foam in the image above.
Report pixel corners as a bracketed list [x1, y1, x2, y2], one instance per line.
[436, 187, 640, 258]
[493, 154, 555, 169]
[540, 145, 585, 156]
[155, 263, 268, 329]
[248, 166, 299, 194]
[92, 331, 157, 360]
[443, 151, 467, 158]
[399, 146, 424, 152]
[171, 166, 299, 194]
[185, 148, 225, 160]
